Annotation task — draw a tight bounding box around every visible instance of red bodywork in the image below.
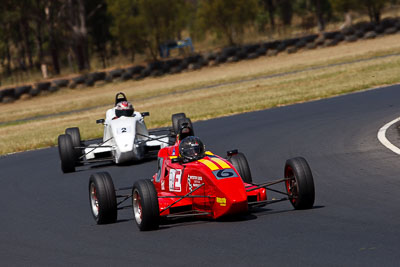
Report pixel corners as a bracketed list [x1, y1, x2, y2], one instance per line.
[152, 142, 267, 219]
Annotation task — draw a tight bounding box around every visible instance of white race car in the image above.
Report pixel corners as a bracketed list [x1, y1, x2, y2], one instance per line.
[57, 92, 192, 173]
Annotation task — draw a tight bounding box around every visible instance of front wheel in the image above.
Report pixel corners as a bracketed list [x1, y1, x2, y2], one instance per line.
[132, 179, 160, 231]
[227, 152, 252, 183]
[89, 172, 117, 224]
[58, 134, 76, 173]
[284, 157, 315, 210]
[65, 127, 83, 161]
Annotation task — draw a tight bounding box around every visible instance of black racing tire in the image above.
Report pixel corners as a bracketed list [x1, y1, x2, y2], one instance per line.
[72, 75, 86, 84]
[121, 72, 133, 81]
[172, 113, 186, 134]
[228, 152, 252, 183]
[29, 87, 40, 97]
[89, 172, 117, 224]
[132, 179, 160, 231]
[284, 157, 315, 210]
[58, 134, 76, 173]
[36, 82, 51, 91]
[15, 85, 32, 99]
[65, 127, 83, 161]
[53, 79, 69, 88]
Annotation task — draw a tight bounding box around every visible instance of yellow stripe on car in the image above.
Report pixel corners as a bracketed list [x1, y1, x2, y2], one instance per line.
[198, 159, 219, 171]
[210, 158, 230, 169]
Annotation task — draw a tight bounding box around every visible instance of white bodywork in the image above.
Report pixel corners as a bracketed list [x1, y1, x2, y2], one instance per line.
[84, 108, 169, 164]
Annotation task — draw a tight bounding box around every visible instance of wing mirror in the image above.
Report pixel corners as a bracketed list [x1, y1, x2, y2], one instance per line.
[226, 149, 238, 157]
[141, 112, 150, 117]
[96, 119, 105, 124]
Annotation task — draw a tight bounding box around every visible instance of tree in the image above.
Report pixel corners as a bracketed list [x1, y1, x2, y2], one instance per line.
[359, 0, 388, 23]
[86, 0, 113, 68]
[107, 0, 147, 60]
[62, 0, 90, 71]
[258, 0, 276, 31]
[108, 0, 190, 60]
[197, 0, 259, 45]
[278, 0, 293, 26]
[331, 0, 390, 24]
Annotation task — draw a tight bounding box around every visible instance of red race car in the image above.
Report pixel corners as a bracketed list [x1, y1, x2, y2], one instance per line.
[88, 121, 315, 231]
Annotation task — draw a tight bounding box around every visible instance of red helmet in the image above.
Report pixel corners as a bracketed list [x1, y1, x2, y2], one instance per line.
[115, 101, 134, 117]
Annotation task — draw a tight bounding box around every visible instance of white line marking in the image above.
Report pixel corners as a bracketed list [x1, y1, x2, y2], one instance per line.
[377, 117, 400, 155]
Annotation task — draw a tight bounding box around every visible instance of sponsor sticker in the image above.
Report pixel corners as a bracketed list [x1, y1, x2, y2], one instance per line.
[212, 168, 238, 180]
[188, 175, 203, 191]
[216, 197, 226, 206]
[169, 169, 182, 192]
[161, 180, 165, 190]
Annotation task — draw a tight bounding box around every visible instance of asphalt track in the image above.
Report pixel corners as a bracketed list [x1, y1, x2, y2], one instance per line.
[1, 85, 400, 266]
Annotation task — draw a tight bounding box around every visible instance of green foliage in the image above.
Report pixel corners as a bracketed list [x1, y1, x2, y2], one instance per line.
[196, 0, 259, 45]
[107, 0, 146, 56]
[331, 0, 391, 22]
[330, 0, 358, 13]
[107, 0, 190, 60]
[0, 0, 399, 79]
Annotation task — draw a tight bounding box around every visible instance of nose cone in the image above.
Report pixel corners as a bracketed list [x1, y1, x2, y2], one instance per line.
[119, 141, 133, 153]
[213, 178, 248, 219]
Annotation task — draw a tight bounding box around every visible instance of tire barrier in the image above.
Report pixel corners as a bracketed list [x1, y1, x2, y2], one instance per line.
[109, 68, 124, 79]
[120, 72, 133, 81]
[345, 35, 358, 42]
[36, 82, 51, 91]
[29, 87, 40, 97]
[3, 17, 400, 104]
[53, 79, 69, 88]
[69, 75, 85, 89]
[384, 27, 398, 35]
[306, 42, 317, 50]
[72, 76, 86, 85]
[0, 87, 16, 103]
[88, 72, 106, 83]
[364, 31, 377, 39]
[15, 85, 32, 99]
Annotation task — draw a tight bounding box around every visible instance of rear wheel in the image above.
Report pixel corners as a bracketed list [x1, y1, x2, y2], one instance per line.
[89, 172, 117, 224]
[284, 157, 315, 209]
[228, 152, 252, 183]
[65, 127, 83, 162]
[172, 113, 186, 135]
[58, 134, 76, 173]
[132, 179, 159, 231]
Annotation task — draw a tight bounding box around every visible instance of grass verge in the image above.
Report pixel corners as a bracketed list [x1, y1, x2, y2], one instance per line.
[1, 34, 400, 155]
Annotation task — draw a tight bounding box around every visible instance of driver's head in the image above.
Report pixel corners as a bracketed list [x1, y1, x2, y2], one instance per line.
[115, 101, 134, 117]
[179, 136, 205, 162]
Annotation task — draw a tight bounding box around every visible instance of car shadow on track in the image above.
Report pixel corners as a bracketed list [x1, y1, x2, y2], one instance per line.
[73, 157, 158, 173]
[114, 206, 325, 230]
[250, 205, 325, 217]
